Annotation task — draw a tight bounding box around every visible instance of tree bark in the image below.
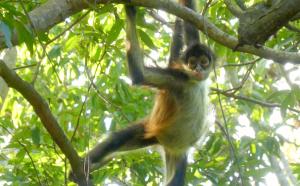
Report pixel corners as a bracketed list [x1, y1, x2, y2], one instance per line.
[0, 0, 300, 63]
[0, 60, 90, 186]
[0, 48, 17, 111]
[238, 0, 300, 46]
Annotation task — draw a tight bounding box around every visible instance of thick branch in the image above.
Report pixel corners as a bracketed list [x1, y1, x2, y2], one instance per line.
[1, 0, 300, 63]
[237, 0, 300, 46]
[0, 60, 89, 186]
[224, 0, 243, 18]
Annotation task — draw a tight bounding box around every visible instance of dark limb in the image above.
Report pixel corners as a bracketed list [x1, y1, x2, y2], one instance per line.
[87, 123, 158, 164]
[125, 5, 145, 85]
[169, 18, 184, 65]
[165, 152, 187, 186]
[143, 67, 190, 89]
[125, 6, 192, 89]
[181, 0, 200, 46]
[70, 123, 157, 184]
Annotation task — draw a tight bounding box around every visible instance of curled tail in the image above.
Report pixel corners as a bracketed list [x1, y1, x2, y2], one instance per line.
[164, 150, 187, 186]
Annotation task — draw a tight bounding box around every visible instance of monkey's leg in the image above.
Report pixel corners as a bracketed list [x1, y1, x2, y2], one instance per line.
[165, 152, 187, 186]
[87, 123, 158, 164]
[70, 123, 157, 183]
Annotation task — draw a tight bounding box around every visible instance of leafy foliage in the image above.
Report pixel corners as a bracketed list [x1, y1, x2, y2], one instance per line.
[0, 0, 300, 185]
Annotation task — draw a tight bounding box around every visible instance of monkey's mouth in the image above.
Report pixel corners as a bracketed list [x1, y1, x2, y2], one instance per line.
[192, 64, 204, 80]
[194, 64, 202, 73]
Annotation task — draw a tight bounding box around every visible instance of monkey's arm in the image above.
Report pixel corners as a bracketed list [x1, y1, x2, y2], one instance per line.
[181, 0, 200, 46]
[168, 18, 184, 66]
[125, 6, 192, 89]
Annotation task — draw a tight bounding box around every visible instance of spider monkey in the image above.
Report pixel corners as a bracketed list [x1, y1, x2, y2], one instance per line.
[70, 0, 215, 185]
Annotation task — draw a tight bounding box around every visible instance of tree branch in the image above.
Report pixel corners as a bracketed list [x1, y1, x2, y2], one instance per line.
[224, 0, 243, 18]
[0, 60, 89, 186]
[237, 0, 300, 47]
[1, 0, 300, 63]
[235, 0, 246, 10]
[211, 87, 300, 114]
[291, 12, 300, 21]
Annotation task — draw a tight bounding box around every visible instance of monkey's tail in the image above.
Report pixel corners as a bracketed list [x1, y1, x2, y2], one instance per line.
[164, 150, 187, 185]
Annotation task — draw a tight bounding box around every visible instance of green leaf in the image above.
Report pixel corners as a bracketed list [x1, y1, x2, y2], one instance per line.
[281, 92, 295, 117]
[98, 4, 115, 14]
[64, 35, 80, 52]
[16, 149, 25, 160]
[245, 167, 271, 178]
[267, 90, 289, 102]
[106, 19, 123, 44]
[249, 144, 256, 155]
[31, 127, 40, 146]
[0, 21, 12, 48]
[0, 3, 22, 17]
[262, 137, 279, 156]
[138, 29, 156, 49]
[48, 45, 61, 59]
[14, 20, 34, 53]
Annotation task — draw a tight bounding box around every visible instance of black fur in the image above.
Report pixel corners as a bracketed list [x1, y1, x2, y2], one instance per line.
[166, 153, 187, 186]
[88, 124, 158, 163]
[125, 5, 145, 85]
[169, 19, 184, 64]
[146, 67, 190, 82]
[183, 0, 200, 46]
[181, 43, 214, 63]
[127, 53, 145, 84]
[125, 5, 136, 18]
[184, 21, 200, 47]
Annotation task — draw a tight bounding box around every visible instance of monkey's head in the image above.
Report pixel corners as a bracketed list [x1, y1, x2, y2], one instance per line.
[181, 43, 215, 80]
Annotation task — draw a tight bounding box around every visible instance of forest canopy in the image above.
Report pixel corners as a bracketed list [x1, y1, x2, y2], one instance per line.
[0, 0, 300, 185]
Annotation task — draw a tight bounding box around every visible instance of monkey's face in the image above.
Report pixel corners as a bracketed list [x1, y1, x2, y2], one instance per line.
[187, 55, 212, 80]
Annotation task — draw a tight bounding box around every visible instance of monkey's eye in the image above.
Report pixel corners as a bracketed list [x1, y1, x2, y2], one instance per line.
[199, 56, 210, 67]
[188, 57, 197, 69]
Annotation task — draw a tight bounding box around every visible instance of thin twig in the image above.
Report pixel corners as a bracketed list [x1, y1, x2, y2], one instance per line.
[201, 0, 213, 15]
[46, 10, 91, 45]
[224, 0, 244, 18]
[224, 58, 259, 94]
[0, 124, 43, 185]
[222, 60, 258, 67]
[145, 53, 160, 67]
[70, 46, 107, 143]
[18, 0, 62, 84]
[148, 10, 172, 28]
[70, 85, 91, 143]
[211, 88, 300, 114]
[13, 64, 37, 70]
[84, 61, 130, 122]
[213, 62, 245, 185]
